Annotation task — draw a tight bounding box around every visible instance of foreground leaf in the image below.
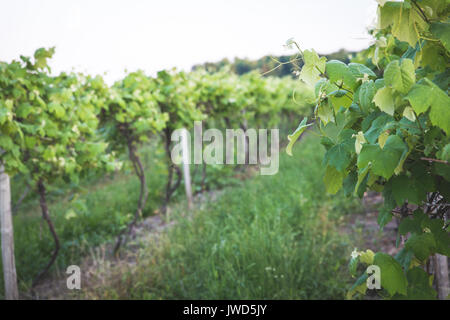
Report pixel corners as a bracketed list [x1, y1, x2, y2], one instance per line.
[286, 117, 314, 156]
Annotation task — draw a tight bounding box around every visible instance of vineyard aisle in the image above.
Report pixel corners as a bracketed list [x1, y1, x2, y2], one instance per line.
[30, 133, 356, 299]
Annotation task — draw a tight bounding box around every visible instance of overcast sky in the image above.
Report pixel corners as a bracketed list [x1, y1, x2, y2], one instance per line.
[1, 0, 378, 82]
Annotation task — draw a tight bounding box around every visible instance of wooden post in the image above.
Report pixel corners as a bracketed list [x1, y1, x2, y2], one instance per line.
[435, 254, 449, 300]
[181, 129, 193, 210]
[0, 163, 19, 300]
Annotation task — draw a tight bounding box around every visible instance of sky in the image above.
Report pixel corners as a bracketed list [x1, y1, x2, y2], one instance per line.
[0, 0, 378, 83]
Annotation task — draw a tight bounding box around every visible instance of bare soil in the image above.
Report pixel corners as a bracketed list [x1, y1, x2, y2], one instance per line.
[341, 191, 400, 256]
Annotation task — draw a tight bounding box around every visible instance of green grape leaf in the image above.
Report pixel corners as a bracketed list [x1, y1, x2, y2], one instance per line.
[353, 131, 366, 154]
[325, 60, 357, 91]
[354, 165, 370, 196]
[391, 173, 429, 206]
[405, 233, 436, 261]
[48, 102, 66, 118]
[402, 106, 416, 121]
[323, 129, 355, 171]
[441, 144, 450, 162]
[421, 41, 447, 71]
[329, 91, 353, 111]
[404, 80, 450, 134]
[393, 175, 414, 206]
[373, 86, 395, 115]
[384, 59, 415, 94]
[422, 218, 450, 257]
[378, 131, 390, 149]
[363, 113, 394, 144]
[317, 101, 335, 125]
[395, 248, 414, 271]
[299, 49, 326, 86]
[323, 165, 344, 194]
[378, 206, 393, 229]
[0, 135, 14, 150]
[348, 62, 376, 79]
[399, 210, 426, 235]
[434, 162, 450, 182]
[358, 135, 407, 180]
[320, 111, 346, 143]
[373, 252, 407, 296]
[342, 172, 357, 197]
[430, 22, 450, 52]
[406, 267, 437, 300]
[16, 103, 34, 118]
[360, 249, 375, 265]
[378, 2, 428, 46]
[359, 80, 376, 112]
[34, 47, 55, 70]
[286, 117, 313, 156]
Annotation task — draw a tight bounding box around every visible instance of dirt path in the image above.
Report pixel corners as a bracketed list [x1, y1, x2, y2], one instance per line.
[341, 191, 400, 256]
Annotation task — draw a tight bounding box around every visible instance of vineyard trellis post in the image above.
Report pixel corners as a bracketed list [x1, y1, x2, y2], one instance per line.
[435, 254, 449, 299]
[181, 128, 193, 210]
[0, 160, 19, 300]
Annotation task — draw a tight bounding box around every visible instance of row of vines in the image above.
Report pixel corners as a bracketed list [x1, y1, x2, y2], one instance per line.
[0, 49, 313, 290]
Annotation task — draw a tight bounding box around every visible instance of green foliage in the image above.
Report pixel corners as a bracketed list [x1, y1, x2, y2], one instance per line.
[373, 252, 408, 296]
[384, 59, 416, 93]
[154, 70, 203, 132]
[101, 70, 169, 151]
[288, 0, 450, 299]
[286, 117, 313, 156]
[0, 44, 316, 296]
[0, 49, 117, 184]
[191, 68, 313, 129]
[405, 78, 450, 134]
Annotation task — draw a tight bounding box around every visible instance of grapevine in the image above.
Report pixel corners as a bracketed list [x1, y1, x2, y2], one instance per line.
[287, 0, 450, 299]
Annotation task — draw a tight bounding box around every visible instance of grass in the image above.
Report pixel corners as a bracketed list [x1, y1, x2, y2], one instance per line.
[1, 122, 364, 299]
[1, 136, 240, 296]
[83, 133, 363, 300]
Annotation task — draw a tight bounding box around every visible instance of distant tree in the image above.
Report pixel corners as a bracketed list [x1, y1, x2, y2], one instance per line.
[191, 49, 355, 77]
